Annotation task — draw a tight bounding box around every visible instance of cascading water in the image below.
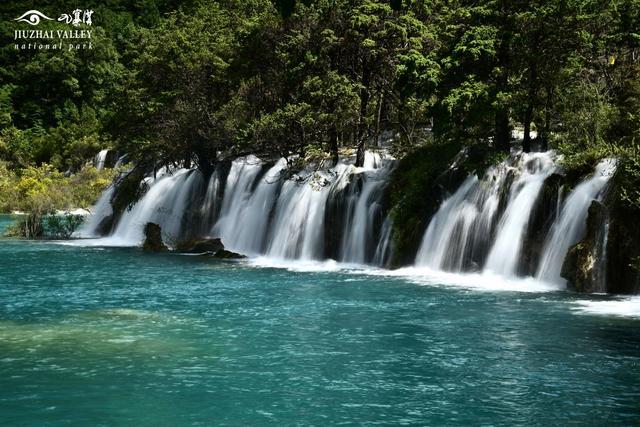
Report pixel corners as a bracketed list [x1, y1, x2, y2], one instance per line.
[415, 152, 556, 275]
[107, 169, 203, 245]
[484, 153, 556, 276]
[415, 151, 617, 288]
[95, 149, 108, 170]
[74, 184, 115, 238]
[80, 152, 395, 265]
[80, 146, 617, 289]
[536, 159, 617, 285]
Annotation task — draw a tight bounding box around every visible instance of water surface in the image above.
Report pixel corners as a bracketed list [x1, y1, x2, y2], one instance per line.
[1, 229, 639, 425]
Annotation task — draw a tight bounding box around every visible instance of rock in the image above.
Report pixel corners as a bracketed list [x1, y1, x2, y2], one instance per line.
[562, 242, 595, 292]
[175, 238, 246, 259]
[176, 238, 224, 254]
[212, 249, 247, 259]
[561, 201, 607, 293]
[520, 173, 565, 275]
[142, 222, 168, 252]
[603, 176, 640, 294]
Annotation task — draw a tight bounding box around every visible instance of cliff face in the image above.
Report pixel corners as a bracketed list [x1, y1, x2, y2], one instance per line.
[560, 169, 640, 295]
[598, 175, 640, 294]
[561, 200, 609, 293]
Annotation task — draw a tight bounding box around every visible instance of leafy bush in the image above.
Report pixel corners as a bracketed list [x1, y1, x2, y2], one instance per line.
[0, 162, 114, 238]
[43, 214, 86, 239]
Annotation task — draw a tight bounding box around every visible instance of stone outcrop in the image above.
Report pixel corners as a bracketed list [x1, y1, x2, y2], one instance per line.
[562, 199, 622, 293]
[176, 238, 246, 259]
[602, 173, 640, 294]
[212, 249, 247, 259]
[176, 238, 224, 254]
[142, 222, 168, 252]
[520, 173, 564, 276]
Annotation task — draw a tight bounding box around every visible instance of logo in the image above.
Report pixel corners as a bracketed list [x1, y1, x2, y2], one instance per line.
[12, 9, 95, 51]
[14, 9, 94, 26]
[14, 10, 54, 25]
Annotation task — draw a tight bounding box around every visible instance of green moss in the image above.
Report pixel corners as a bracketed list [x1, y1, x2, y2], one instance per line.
[384, 140, 504, 267]
[557, 141, 613, 185]
[386, 142, 456, 266]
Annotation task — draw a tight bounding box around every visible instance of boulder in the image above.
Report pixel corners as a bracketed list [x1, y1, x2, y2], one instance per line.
[212, 249, 247, 259]
[142, 222, 168, 252]
[176, 238, 246, 259]
[561, 201, 607, 293]
[562, 242, 596, 293]
[176, 238, 224, 254]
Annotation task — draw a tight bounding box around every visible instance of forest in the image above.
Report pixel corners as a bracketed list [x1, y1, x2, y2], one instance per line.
[0, 0, 639, 219]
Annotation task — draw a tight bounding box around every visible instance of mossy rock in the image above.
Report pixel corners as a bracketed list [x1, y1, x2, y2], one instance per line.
[142, 222, 168, 252]
[384, 141, 496, 267]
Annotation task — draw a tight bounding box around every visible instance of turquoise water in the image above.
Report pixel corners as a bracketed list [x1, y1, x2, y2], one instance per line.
[1, 217, 640, 425]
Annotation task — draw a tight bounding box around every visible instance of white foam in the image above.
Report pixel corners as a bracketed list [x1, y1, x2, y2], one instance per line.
[248, 256, 348, 272]
[248, 257, 563, 293]
[571, 296, 640, 318]
[364, 266, 563, 293]
[49, 242, 581, 295]
[54, 236, 140, 247]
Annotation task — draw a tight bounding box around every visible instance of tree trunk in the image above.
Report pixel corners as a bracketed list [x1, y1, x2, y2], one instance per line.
[329, 125, 339, 166]
[494, 0, 511, 152]
[374, 90, 384, 147]
[355, 68, 371, 168]
[495, 110, 510, 151]
[184, 150, 191, 169]
[540, 85, 553, 151]
[523, 41, 539, 153]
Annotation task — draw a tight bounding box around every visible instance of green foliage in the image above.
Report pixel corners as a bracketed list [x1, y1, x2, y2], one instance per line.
[0, 0, 637, 224]
[42, 213, 85, 239]
[0, 162, 115, 237]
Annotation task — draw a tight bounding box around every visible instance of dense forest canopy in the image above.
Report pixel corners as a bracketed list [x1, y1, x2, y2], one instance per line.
[0, 0, 638, 186]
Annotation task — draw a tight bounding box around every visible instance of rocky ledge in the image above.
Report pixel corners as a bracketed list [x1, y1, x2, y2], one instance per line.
[142, 225, 246, 259]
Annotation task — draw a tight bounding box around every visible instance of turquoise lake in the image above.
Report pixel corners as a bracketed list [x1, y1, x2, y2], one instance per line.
[1, 216, 639, 426]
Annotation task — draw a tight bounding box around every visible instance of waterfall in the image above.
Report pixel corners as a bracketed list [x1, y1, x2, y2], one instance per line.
[341, 161, 392, 264]
[373, 217, 393, 267]
[95, 149, 108, 170]
[107, 169, 202, 246]
[212, 156, 270, 254]
[415, 176, 480, 270]
[74, 184, 115, 238]
[80, 151, 395, 265]
[80, 146, 617, 286]
[536, 159, 617, 285]
[416, 152, 555, 274]
[415, 152, 617, 287]
[484, 153, 556, 276]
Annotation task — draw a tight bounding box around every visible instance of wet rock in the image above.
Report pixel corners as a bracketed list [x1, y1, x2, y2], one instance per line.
[562, 242, 595, 292]
[603, 173, 640, 294]
[212, 249, 247, 259]
[176, 238, 224, 254]
[561, 201, 606, 293]
[520, 173, 565, 276]
[142, 222, 168, 252]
